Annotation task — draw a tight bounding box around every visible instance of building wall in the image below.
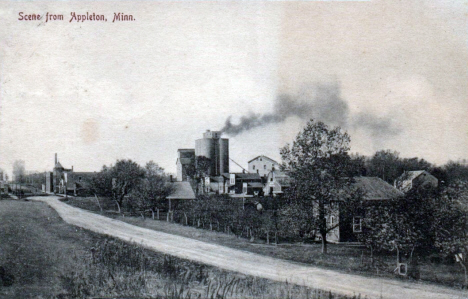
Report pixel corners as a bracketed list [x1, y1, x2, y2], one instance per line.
[177, 161, 184, 182]
[413, 172, 438, 190]
[263, 171, 288, 196]
[219, 138, 229, 174]
[176, 149, 195, 181]
[45, 172, 53, 193]
[248, 156, 278, 177]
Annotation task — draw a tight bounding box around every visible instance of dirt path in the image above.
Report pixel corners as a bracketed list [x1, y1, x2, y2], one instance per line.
[34, 196, 467, 299]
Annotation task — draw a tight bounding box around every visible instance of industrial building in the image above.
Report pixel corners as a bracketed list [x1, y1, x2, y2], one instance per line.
[176, 149, 195, 182]
[45, 153, 96, 195]
[177, 130, 229, 181]
[248, 155, 279, 177]
[195, 130, 229, 176]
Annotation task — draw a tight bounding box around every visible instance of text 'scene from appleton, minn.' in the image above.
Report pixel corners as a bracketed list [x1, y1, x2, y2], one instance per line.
[18, 11, 134, 23]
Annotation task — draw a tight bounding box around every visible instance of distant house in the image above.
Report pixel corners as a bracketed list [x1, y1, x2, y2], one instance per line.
[394, 170, 438, 193]
[248, 155, 279, 177]
[51, 154, 96, 196]
[263, 170, 291, 196]
[327, 176, 404, 243]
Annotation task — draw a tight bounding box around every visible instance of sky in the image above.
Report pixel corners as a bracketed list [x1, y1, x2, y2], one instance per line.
[0, 0, 467, 177]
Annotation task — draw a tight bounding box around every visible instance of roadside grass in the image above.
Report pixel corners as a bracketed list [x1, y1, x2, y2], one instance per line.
[0, 199, 101, 298]
[0, 199, 359, 298]
[61, 196, 467, 289]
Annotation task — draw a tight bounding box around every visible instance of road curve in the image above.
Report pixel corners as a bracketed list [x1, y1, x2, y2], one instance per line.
[33, 196, 467, 299]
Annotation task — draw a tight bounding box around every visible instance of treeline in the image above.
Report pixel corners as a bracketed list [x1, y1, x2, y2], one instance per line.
[352, 149, 468, 184]
[173, 195, 316, 244]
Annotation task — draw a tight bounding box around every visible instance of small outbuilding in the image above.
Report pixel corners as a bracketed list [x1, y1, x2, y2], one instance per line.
[394, 170, 438, 193]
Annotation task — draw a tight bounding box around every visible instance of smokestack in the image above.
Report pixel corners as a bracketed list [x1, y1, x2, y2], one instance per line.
[55, 153, 57, 165]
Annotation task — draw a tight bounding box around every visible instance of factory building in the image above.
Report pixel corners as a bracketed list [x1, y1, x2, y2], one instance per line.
[176, 149, 195, 182]
[195, 130, 229, 176]
[248, 155, 279, 177]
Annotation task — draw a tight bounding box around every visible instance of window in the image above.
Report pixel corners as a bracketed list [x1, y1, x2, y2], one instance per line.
[330, 216, 335, 225]
[270, 177, 273, 182]
[253, 165, 255, 170]
[257, 170, 259, 174]
[353, 217, 362, 233]
[264, 165, 266, 170]
[78, 176, 82, 182]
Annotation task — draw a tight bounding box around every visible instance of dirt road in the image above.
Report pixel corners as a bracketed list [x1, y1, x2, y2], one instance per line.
[34, 196, 467, 299]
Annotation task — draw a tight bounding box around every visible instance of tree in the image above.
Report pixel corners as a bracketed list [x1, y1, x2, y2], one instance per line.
[280, 120, 359, 254]
[366, 150, 401, 183]
[444, 161, 468, 183]
[90, 160, 145, 213]
[185, 156, 211, 195]
[366, 150, 433, 184]
[358, 190, 434, 264]
[129, 162, 174, 219]
[111, 160, 145, 212]
[433, 181, 468, 287]
[359, 183, 468, 281]
[12, 160, 26, 184]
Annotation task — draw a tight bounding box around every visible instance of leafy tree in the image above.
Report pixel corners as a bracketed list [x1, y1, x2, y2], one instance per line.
[185, 156, 211, 195]
[399, 157, 432, 173]
[90, 165, 113, 196]
[366, 150, 401, 183]
[444, 161, 468, 183]
[359, 190, 434, 255]
[349, 153, 367, 176]
[144, 161, 165, 177]
[12, 160, 26, 184]
[128, 162, 174, 219]
[433, 181, 468, 287]
[90, 160, 145, 212]
[111, 160, 145, 212]
[280, 119, 359, 254]
[359, 183, 468, 281]
[366, 150, 433, 184]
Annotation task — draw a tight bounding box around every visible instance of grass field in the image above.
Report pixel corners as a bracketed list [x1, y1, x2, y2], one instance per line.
[61, 196, 467, 289]
[0, 199, 360, 298]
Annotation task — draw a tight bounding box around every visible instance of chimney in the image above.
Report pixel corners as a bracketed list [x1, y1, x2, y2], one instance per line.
[55, 153, 57, 165]
[170, 175, 173, 182]
[72, 166, 74, 172]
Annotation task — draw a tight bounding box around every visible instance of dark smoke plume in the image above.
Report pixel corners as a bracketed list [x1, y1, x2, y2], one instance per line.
[353, 113, 400, 138]
[220, 82, 400, 138]
[222, 83, 349, 136]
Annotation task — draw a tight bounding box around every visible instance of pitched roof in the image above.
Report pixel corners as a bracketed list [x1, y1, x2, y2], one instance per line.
[248, 155, 278, 164]
[54, 162, 64, 170]
[354, 177, 403, 200]
[395, 170, 427, 183]
[167, 181, 196, 200]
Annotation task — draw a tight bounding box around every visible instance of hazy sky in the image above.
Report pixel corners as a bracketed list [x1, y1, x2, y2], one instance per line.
[0, 0, 467, 177]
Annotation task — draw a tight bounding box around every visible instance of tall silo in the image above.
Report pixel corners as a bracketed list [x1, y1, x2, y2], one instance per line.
[219, 138, 229, 174]
[195, 130, 229, 176]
